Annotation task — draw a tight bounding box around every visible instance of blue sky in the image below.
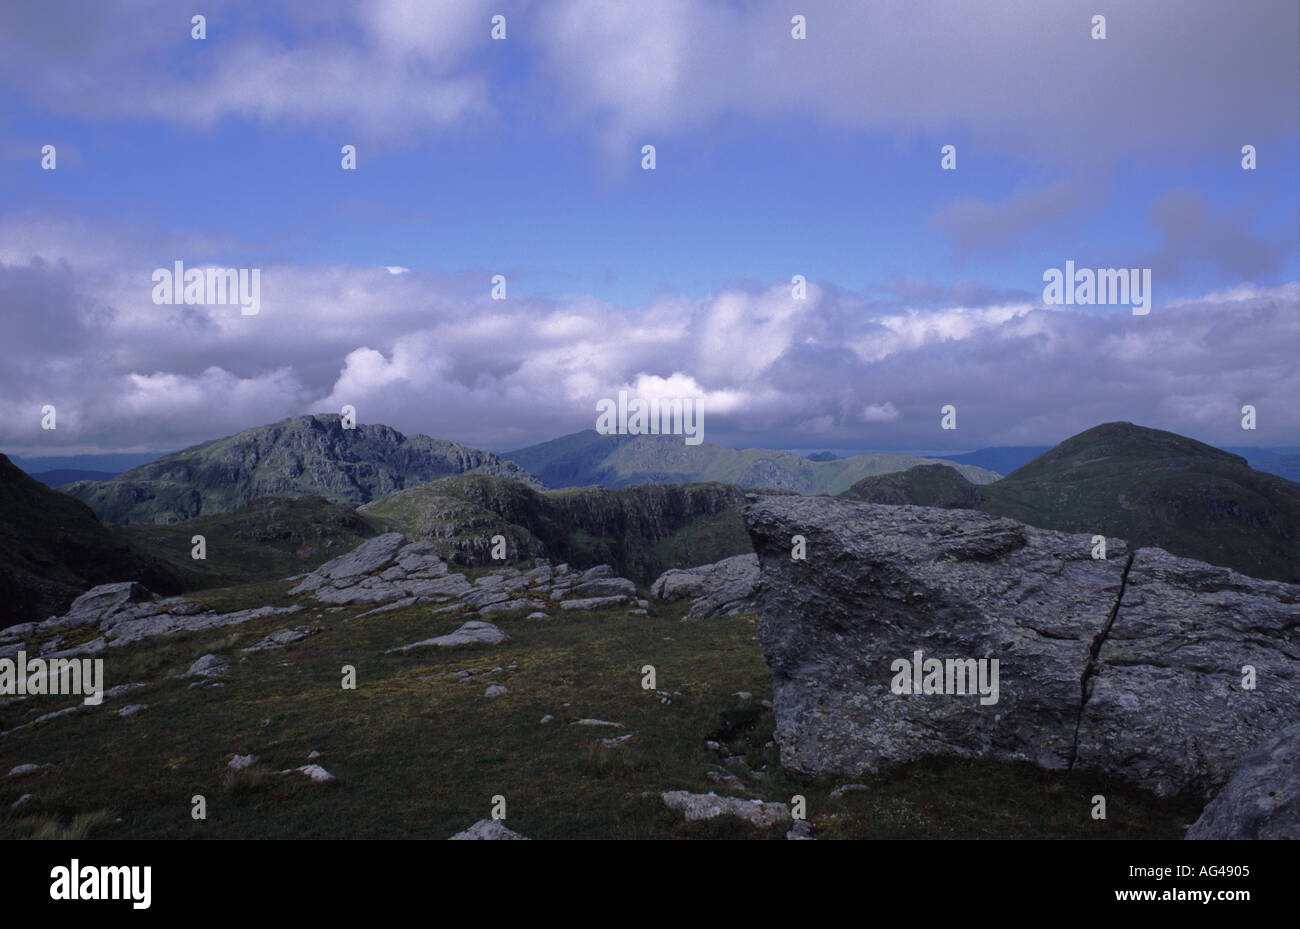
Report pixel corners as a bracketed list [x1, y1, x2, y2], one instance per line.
[1, 0, 1297, 455]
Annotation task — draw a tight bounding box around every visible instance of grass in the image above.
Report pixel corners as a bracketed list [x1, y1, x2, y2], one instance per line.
[0, 571, 1205, 839]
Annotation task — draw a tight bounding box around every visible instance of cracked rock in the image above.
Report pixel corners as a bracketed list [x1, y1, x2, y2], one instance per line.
[745, 495, 1300, 797]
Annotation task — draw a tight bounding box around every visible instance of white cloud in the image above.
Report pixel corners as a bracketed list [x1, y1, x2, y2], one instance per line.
[1, 212, 1295, 455]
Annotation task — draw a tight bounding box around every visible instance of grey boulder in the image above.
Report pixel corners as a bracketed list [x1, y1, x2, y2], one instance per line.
[744, 494, 1300, 798]
[1187, 722, 1300, 839]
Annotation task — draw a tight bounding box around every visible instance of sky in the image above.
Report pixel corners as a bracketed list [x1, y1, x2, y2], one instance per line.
[1, 0, 1297, 457]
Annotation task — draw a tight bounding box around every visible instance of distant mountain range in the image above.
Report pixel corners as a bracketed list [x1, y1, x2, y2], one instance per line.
[842, 422, 1300, 583]
[28, 469, 119, 487]
[4, 418, 1299, 624]
[17, 432, 1297, 488]
[503, 430, 1000, 493]
[60, 414, 542, 525]
[10, 452, 167, 476]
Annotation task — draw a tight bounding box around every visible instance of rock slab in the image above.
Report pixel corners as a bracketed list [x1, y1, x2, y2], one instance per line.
[744, 495, 1300, 798]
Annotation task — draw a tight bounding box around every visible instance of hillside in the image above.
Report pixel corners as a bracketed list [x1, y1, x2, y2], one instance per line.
[359, 474, 751, 583]
[0, 454, 184, 626]
[116, 495, 383, 591]
[841, 422, 1300, 583]
[61, 414, 543, 525]
[504, 430, 999, 493]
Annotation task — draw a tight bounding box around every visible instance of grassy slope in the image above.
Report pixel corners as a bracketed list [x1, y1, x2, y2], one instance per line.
[0, 454, 184, 626]
[116, 495, 385, 590]
[0, 571, 1201, 839]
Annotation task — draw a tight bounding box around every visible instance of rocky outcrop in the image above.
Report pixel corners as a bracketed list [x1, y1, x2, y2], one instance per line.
[289, 535, 474, 604]
[744, 494, 1300, 798]
[650, 554, 759, 619]
[359, 475, 752, 584]
[661, 790, 791, 828]
[291, 537, 641, 618]
[27, 582, 302, 653]
[387, 620, 510, 653]
[1186, 723, 1300, 839]
[14, 536, 646, 664]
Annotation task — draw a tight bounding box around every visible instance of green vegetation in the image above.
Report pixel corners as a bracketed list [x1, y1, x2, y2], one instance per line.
[117, 495, 383, 590]
[0, 573, 1202, 840]
[360, 474, 752, 583]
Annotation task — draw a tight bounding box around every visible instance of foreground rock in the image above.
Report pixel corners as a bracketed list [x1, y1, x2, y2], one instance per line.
[661, 790, 791, 828]
[651, 554, 759, 619]
[182, 654, 229, 678]
[290, 537, 642, 617]
[289, 535, 475, 605]
[42, 582, 154, 631]
[450, 819, 529, 840]
[745, 495, 1300, 797]
[1186, 723, 1300, 840]
[33, 583, 303, 652]
[387, 620, 509, 653]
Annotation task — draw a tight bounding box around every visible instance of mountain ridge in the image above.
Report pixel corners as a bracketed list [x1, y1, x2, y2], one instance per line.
[504, 429, 1000, 493]
[59, 414, 544, 525]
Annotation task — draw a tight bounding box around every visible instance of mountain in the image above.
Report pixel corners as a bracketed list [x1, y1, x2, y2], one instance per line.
[60, 414, 544, 525]
[0, 453, 184, 627]
[804, 451, 841, 462]
[842, 422, 1300, 583]
[30, 469, 118, 486]
[360, 474, 751, 583]
[931, 444, 1300, 483]
[504, 430, 999, 493]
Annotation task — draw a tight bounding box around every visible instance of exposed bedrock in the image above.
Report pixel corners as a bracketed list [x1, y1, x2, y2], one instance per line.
[743, 495, 1300, 798]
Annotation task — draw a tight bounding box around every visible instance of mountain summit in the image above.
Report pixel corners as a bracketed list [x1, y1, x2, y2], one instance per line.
[60, 415, 543, 525]
[842, 422, 1300, 583]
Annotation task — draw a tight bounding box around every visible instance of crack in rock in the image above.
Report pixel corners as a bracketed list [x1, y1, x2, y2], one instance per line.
[1069, 551, 1134, 769]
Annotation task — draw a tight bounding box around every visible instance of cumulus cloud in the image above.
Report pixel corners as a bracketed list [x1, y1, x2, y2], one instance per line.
[0, 0, 498, 141]
[1, 214, 1295, 456]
